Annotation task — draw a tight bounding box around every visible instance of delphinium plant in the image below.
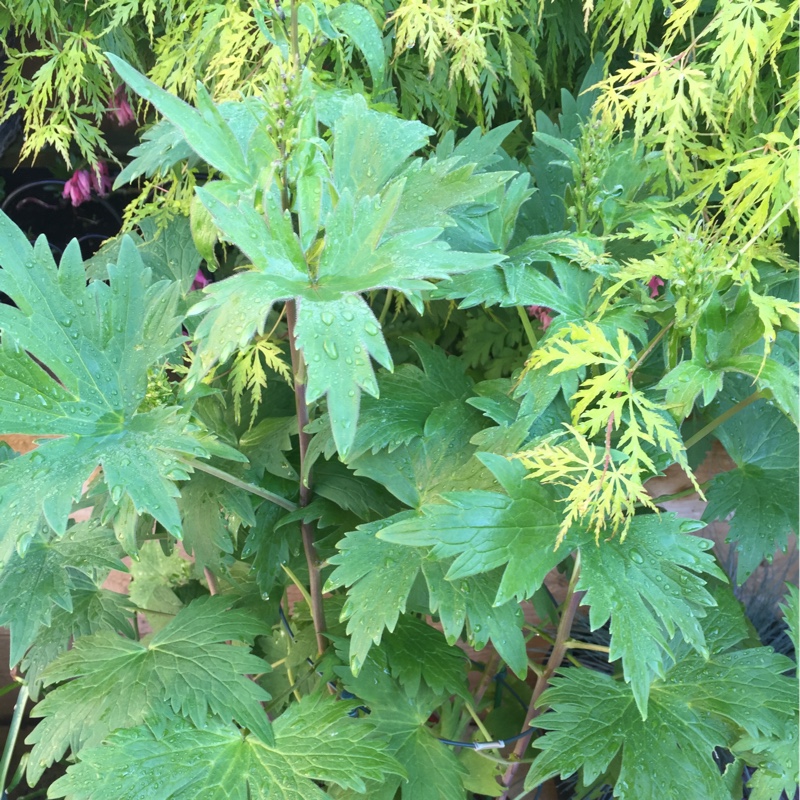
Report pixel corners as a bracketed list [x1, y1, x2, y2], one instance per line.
[0, 1, 797, 799]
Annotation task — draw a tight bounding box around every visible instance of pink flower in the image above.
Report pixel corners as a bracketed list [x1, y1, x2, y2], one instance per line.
[648, 275, 665, 299]
[527, 305, 554, 331]
[63, 170, 93, 206]
[191, 270, 210, 291]
[90, 161, 112, 196]
[108, 86, 136, 127]
[63, 162, 112, 207]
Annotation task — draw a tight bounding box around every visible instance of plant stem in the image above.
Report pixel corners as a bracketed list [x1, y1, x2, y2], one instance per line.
[181, 458, 297, 511]
[683, 391, 763, 450]
[203, 567, 219, 596]
[289, 0, 300, 71]
[628, 319, 674, 379]
[378, 289, 394, 325]
[285, 299, 327, 655]
[0, 683, 28, 794]
[500, 554, 584, 798]
[648, 479, 712, 506]
[517, 305, 538, 351]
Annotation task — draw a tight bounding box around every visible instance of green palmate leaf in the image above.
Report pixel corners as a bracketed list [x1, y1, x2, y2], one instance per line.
[326, 518, 527, 676]
[381, 615, 470, 700]
[108, 54, 254, 184]
[295, 294, 392, 449]
[328, 3, 386, 89]
[733, 721, 800, 800]
[308, 341, 472, 462]
[577, 514, 724, 716]
[49, 694, 404, 800]
[0, 215, 225, 562]
[348, 399, 495, 508]
[377, 454, 568, 605]
[702, 386, 799, 582]
[131, 83, 508, 456]
[87, 216, 203, 295]
[526, 644, 797, 799]
[0, 521, 125, 665]
[20, 573, 135, 699]
[26, 596, 272, 782]
[336, 652, 466, 800]
[781, 583, 799, 656]
[127, 540, 188, 629]
[178, 473, 251, 572]
[658, 361, 725, 420]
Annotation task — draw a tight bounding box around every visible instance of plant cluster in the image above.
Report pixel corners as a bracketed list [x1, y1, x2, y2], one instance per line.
[0, 1, 797, 799]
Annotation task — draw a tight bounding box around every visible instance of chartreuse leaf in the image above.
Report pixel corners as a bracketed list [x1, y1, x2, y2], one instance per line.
[49, 694, 404, 800]
[526, 644, 797, 799]
[577, 514, 725, 717]
[702, 384, 799, 581]
[26, 596, 272, 782]
[0, 521, 125, 666]
[0, 213, 225, 563]
[326, 518, 527, 677]
[335, 650, 466, 800]
[377, 454, 569, 605]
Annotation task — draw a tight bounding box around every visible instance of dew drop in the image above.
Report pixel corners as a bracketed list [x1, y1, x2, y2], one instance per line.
[323, 341, 339, 359]
[629, 549, 644, 564]
[321, 311, 334, 326]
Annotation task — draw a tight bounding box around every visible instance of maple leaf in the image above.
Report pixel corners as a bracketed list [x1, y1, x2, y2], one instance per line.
[49, 694, 404, 800]
[26, 596, 272, 782]
[0, 520, 125, 665]
[0, 214, 239, 563]
[526, 643, 797, 799]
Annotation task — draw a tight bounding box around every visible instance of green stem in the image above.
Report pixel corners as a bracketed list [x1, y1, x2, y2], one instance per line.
[378, 289, 393, 325]
[683, 391, 763, 450]
[517, 305, 538, 351]
[629, 320, 675, 379]
[182, 458, 297, 511]
[289, 0, 300, 71]
[286, 299, 327, 655]
[648, 479, 712, 506]
[0, 683, 28, 794]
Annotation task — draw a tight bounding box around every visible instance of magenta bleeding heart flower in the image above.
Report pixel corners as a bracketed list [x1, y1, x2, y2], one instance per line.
[62, 170, 93, 206]
[191, 270, 210, 291]
[648, 275, 665, 298]
[527, 305, 554, 331]
[63, 162, 112, 207]
[108, 85, 136, 127]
